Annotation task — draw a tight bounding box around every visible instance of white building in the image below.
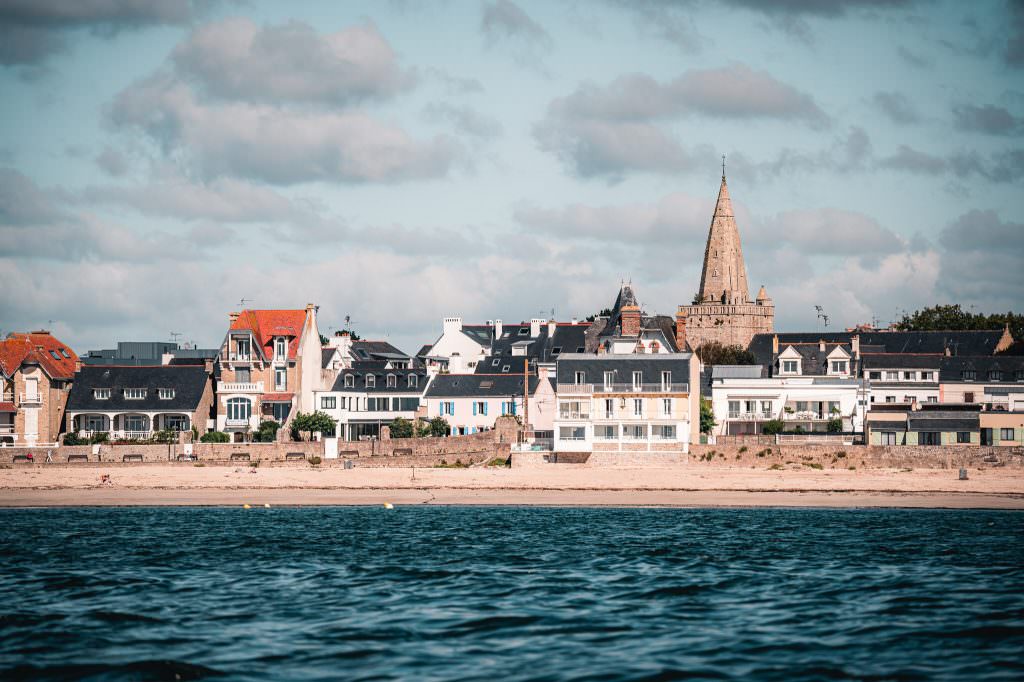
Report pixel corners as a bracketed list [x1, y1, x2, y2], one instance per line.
[553, 354, 700, 454]
[423, 372, 555, 436]
[862, 354, 941, 406]
[314, 366, 429, 441]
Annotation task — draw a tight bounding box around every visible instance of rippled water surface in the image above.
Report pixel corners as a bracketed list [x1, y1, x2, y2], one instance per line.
[1, 507, 1023, 681]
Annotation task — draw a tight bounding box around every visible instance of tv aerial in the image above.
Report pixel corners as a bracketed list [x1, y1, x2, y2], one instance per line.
[815, 305, 830, 329]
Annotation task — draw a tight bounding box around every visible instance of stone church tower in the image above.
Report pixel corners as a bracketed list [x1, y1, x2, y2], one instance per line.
[675, 170, 774, 350]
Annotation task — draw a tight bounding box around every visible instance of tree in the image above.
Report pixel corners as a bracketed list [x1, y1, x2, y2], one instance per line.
[253, 420, 280, 442]
[699, 398, 716, 434]
[827, 418, 843, 433]
[585, 308, 614, 322]
[896, 304, 1023, 344]
[389, 417, 414, 438]
[200, 431, 230, 443]
[696, 341, 756, 366]
[762, 419, 784, 435]
[290, 411, 337, 440]
[427, 417, 450, 437]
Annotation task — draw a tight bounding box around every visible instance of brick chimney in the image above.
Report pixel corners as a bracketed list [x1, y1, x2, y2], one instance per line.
[530, 318, 543, 337]
[229, 311, 240, 324]
[851, 334, 860, 359]
[772, 334, 779, 355]
[621, 305, 641, 337]
[675, 311, 687, 351]
[204, 358, 214, 374]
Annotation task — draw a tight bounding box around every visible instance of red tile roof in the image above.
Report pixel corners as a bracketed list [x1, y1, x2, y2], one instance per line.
[229, 310, 307, 360]
[0, 332, 78, 380]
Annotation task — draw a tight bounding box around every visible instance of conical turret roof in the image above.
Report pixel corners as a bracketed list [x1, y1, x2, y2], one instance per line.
[697, 173, 750, 305]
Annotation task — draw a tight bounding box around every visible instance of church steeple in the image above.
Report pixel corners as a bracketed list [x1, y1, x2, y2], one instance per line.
[697, 169, 750, 305]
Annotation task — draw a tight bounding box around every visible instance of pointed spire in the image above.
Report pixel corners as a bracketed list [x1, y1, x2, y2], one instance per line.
[696, 170, 750, 305]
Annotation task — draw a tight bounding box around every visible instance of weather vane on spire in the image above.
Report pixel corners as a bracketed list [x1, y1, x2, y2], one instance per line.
[721, 154, 726, 178]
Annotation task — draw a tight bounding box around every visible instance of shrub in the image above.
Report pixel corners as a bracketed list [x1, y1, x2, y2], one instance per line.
[389, 418, 414, 439]
[63, 432, 87, 446]
[738, 446, 748, 453]
[153, 429, 177, 444]
[769, 463, 783, 470]
[89, 432, 109, 444]
[200, 431, 230, 443]
[253, 420, 280, 443]
[827, 418, 843, 433]
[487, 457, 509, 467]
[699, 398, 716, 435]
[803, 462, 823, 470]
[308, 456, 322, 466]
[835, 451, 847, 458]
[761, 419, 784, 435]
[427, 417, 450, 437]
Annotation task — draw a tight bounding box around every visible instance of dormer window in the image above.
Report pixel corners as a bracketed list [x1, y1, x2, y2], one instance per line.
[94, 389, 110, 400]
[387, 374, 397, 388]
[49, 350, 60, 361]
[407, 375, 418, 388]
[830, 361, 848, 375]
[574, 371, 586, 384]
[552, 347, 562, 355]
[124, 388, 146, 400]
[275, 337, 287, 360]
[632, 371, 642, 389]
[962, 370, 976, 381]
[604, 371, 614, 390]
[988, 370, 1002, 381]
[491, 358, 500, 366]
[502, 365, 510, 372]
[60, 349, 71, 359]
[781, 360, 799, 374]
[344, 375, 354, 388]
[518, 328, 528, 335]
[903, 371, 915, 380]
[366, 374, 375, 388]
[158, 388, 175, 400]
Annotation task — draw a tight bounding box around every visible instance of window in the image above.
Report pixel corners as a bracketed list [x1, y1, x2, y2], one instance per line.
[885, 371, 898, 380]
[366, 374, 375, 388]
[885, 396, 896, 403]
[925, 396, 938, 403]
[408, 375, 418, 388]
[624, 424, 646, 439]
[1000, 428, 1015, 442]
[832, 361, 848, 374]
[559, 401, 588, 419]
[919, 432, 940, 446]
[728, 400, 740, 418]
[344, 375, 354, 388]
[902, 371, 915, 380]
[868, 371, 882, 380]
[604, 398, 614, 418]
[604, 371, 614, 390]
[595, 425, 616, 440]
[652, 425, 676, 440]
[501, 400, 517, 416]
[441, 401, 454, 416]
[518, 328, 528, 335]
[275, 337, 286, 360]
[661, 370, 672, 388]
[49, 350, 60, 360]
[921, 372, 934, 381]
[165, 415, 188, 431]
[744, 400, 756, 414]
[321, 396, 336, 410]
[661, 398, 673, 416]
[235, 338, 250, 360]
[962, 370, 976, 381]
[964, 392, 974, 403]
[226, 397, 251, 421]
[60, 349, 71, 359]
[124, 388, 146, 400]
[235, 367, 251, 383]
[502, 365, 510, 372]
[491, 358, 500, 366]
[93, 389, 110, 400]
[157, 388, 174, 400]
[989, 370, 1002, 381]
[387, 374, 397, 388]
[632, 371, 642, 389]
[827, 401, 840, 415]
[275, 368, 287, 391]
[559, 426, 585, 440]
[574, 371, 586, 384]
[125, 415, 147, 432]
[880, 431, 897, 446]
[904, 395, 915, 404]
[633, 398, 643, 416]
[782, 360, 798, 374]
[761, 400, 773, 417]
[956, 432, 971, 444]
[85, 415, 106, 431]
[472, 401, 488, 416]
[272, 403, 290, 422]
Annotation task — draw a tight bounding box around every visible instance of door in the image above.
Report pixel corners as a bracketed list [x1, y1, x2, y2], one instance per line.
[25, 378, 38, 400]
[981, 428, 993, 446]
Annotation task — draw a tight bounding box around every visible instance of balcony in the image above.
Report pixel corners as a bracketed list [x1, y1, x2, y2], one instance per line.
[227, 353, 253, 362]
[219, 381, 264, 393]
[225, 418, 253, 428]
[558, 384, 594, 394]
[0, 425, 14, 434]
[557, 411, 591, 420]
[19, 393, 42, 405]
[557, 383, 689, 395]
[728, 412, 775, 420]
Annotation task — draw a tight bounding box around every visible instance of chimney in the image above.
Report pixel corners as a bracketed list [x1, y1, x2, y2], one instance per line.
[819, 340, 826, 352]
[229, 311, 240, 324]
[204, 358, 214, 374]
[74, 359, 82, 373]
[851, 335, 860, 359]
[621, 305, 641, 337]
[530, 318, 543, 337]
[675, 311, 688, 351]
[571, 317, 578, 325]
[494, 319, 503, 338]
[443, 317, 463, 334]
[772, 334, 779, 355]
[548, 319, 556, 337]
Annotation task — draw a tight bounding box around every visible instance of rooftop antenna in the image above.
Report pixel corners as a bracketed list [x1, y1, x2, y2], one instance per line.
[169, 331, 182, 345]
[238, 298, 253, 309]
[815, 305, 829, 331]
[722, 154, 726, 178]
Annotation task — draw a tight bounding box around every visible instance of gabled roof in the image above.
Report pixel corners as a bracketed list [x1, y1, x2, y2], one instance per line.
[229, 309, 307, 361]
[331, 367, 427, 394]
[556, 353, 693, 386]
[66, 365, 210, 412]
[425, 373, 543, 398]
[348, 340, 410, 362]
[0, 332, 78, 380]
[749, 330, 1010, 357]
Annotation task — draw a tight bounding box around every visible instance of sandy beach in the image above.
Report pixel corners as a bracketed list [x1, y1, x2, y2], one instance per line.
[1, 464, 1023, 508]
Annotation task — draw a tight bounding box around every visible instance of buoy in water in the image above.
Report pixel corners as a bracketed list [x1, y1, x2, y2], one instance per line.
[264, 503, 271, 508]
[243, 503, 252, 509]
[383, 502, 394, 509]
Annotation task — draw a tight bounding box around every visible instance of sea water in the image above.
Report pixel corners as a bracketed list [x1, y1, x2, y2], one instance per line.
[1, 507, 1022, 681]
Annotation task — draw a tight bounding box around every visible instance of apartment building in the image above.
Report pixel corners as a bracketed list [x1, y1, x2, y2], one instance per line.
[424, 373, 554, 435]
[315, 365, 429, 440]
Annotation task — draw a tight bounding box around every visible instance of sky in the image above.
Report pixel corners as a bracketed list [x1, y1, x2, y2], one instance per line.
[1, 0, 1022, 355]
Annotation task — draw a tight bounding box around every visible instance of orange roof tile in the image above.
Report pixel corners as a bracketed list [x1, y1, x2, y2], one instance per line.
[0, 332, 78, 380]
[229, 310, 307, 360]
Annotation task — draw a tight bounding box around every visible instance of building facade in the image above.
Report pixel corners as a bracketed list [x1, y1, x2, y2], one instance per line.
[424, 373, 554, 435]
[0, 331, 78, 446]
[314, 366, 429, 441]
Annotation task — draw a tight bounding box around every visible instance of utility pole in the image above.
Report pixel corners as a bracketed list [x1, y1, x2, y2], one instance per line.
[522, 358, 530, 444]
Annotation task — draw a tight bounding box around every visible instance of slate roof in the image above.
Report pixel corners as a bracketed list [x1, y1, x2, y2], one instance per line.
[711, 365, 765, 379]
[471, 323, 592, 371]
[66, 365, 210, 412]
[555, 354, 693, 386]
[476, 356, 534, 375]
[752, 342, 854, 377]
[0, 332, 77, 380]
[330, 367, 428, 394]
[862, 354, 942, 370]
[425, 374, 544, 398]
[349, 340, 409, 362]
[229, 309, 307, 361]
[749, 330, 1009, 358]
[939, 356, 1024, 382]
[907, 416, 980, 432]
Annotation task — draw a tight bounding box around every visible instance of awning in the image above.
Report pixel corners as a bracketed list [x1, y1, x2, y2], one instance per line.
[0, 402, 15, 412]
[260, 392, 294, 402]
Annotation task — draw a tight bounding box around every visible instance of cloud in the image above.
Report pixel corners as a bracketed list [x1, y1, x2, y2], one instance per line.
[0, 0, 196, 65]
[720, 0, 917, 44]
[872, 91, 920, 124]
[937, 209, 1024, 304]
[952, 103, 1023, 136]
[481, 0, 553, 49]
[897, 45, 932, 68]
[754, 208, 906, 255]
[423, 103, 503, 140]
[876, 145, 947, 175]
[95, 147, 129, 176]
[876, 145, 1024, 183]
[171, 18, 414, 106]
[734, 126, 872, 180]
[1006, 0, 1024, 68]
[0, 167, 67, 225]
[605, 0, 703, 53]
[108, 72, 461, 184]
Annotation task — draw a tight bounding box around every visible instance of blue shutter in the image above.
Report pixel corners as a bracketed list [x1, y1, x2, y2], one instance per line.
[472, 402, 477, 416]
[439, 402, 443, 416]
[512, 401, 517, 415]
[501, 402, 506, 416]
[483, 403, 488, 416]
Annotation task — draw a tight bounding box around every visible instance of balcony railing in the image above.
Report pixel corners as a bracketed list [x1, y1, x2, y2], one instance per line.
[19, 393, 42, 405]
[728, 412, 774, 420]
[0, 425, 14, 434]
[225, 417, 252, 427]
[219, 382, 264, 393]
[557, 411, 591, 420]
[558, 383, 689, 394]
[228, 353, 252, 362]
[784, 411, 835, 421]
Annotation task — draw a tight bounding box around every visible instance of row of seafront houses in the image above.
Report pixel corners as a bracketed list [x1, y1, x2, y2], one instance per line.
[2, 286, 1024, 453]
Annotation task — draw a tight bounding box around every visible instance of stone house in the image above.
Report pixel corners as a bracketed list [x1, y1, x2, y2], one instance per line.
[0, 331, 77, 446]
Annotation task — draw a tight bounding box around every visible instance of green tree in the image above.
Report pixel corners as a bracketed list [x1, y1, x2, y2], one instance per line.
[827, 418, 843, 433]
[896, 304, 1023, 343]
[200, 431, 230, 443]
[290, 411, 337, 440]
[699, 398, 716, 434]
[761, 419, 784, 435]
[427, 417, 450, 437]
[253, 420, 280, 443]
[585, 308, 614, 322]
[695, 341, 757, 365]
[389, 417, 414, 438]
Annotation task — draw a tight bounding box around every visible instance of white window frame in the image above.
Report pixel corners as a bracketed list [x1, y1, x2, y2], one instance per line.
[93, 389, 110, 400]
[632, 371, 642, 390]
[781, 360, 798, 374]
[366, 374, 376, 388]
[661, 398, 673, 416]
[574, 371, 586, 385]
[344, 375, 354, 388]
[321, 396, 337, 410]
[633, 398, 643, 417]
[158, 388, 175, 400]
[408, 375, 418, 388]
[275, 368, 287, 391]
[227, 397, 251, 421]
[275, 336, 287, 361]
[604, 371, 614, 390]
[124, 388, 146, 400]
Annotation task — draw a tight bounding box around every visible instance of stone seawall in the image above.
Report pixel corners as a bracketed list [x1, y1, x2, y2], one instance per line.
[513, 444, 1024, 469]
